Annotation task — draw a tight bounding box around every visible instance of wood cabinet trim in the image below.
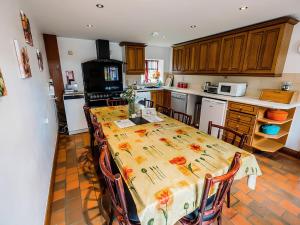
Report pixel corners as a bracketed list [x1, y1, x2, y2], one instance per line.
[173, 16, 298, 47]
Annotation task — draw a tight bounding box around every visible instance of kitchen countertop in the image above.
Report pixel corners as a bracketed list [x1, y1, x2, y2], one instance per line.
[135, 86, 300, 109]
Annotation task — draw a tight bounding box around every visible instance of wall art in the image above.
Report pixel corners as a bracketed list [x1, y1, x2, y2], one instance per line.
[20, 10, 33, 46]
[14, 40, 32, 78]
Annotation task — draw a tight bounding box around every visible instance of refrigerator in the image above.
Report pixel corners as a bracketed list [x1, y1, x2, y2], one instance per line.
[199, 98, 227, 137]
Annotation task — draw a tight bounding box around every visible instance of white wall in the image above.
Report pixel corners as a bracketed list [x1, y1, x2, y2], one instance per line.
[0, 1, 58, 225]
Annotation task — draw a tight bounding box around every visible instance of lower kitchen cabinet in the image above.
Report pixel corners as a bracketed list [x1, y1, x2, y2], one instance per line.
[151, 90, 164, 107]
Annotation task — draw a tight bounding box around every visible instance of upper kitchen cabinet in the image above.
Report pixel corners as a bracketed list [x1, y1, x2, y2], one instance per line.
[172, 46, 184, 72]
[198, 38, 222, 73]
[242, 24, 293, 75]
[172, 16, 298, 76]
[219, 32, 248, 73]
[120, 42, 146, 75]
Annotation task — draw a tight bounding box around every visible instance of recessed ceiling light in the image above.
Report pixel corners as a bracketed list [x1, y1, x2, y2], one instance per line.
[190, 25, 197, 29]
[239, 6, 248, 11]
[96, 4, 104, 8]
[86, 24, 93, 28]
[151, 32, 160, 37]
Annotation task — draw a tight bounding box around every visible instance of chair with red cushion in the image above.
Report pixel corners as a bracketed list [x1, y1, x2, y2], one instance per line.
[100, 144, 141, 225]
[180, 152, 241, 225]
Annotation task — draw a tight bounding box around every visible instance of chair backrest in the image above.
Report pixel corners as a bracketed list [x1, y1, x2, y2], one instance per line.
[143, 98, 154, 108]
[207, 121, 247, 149]
[156, 104, 172, 116]
[198, 152, 241, 224]
[106, 98, 127, 106]
[99, 144, 132, 224]
[83, 105, 94, 136]
[172, 111, 192, 125]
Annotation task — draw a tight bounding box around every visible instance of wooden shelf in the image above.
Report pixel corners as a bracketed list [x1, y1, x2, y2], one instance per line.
[257, 117, 293, 125]
[252, 139, 284, 152]
[255, 130, 288, 139]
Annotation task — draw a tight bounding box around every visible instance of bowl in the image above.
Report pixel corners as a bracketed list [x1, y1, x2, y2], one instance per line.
[260, 124, 281, 135]
[266, 110, 288, 121]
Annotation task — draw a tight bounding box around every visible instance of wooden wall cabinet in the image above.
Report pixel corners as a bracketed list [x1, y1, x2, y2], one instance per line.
[242, 24, 293, 75]
[120, 42, 146, 75]
[219, 32, 248, 73]
[172, 16, 298, 77]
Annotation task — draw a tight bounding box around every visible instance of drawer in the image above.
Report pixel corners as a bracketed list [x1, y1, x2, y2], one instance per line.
[225, 119, 253, 135]
[226, 110, 256, 124]
[228, 101, 258, 115]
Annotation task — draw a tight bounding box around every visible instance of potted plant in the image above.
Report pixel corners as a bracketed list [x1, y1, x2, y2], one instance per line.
[121, 87, 136, 116]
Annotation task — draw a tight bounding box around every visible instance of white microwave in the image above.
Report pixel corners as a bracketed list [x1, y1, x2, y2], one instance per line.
[217, 82, 247, 97]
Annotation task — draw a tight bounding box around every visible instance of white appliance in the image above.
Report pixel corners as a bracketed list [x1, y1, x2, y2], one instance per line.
[135, 91, 151, 104]
[64, 94, 88, 135]
[171, 92, 188, 113]
[217, 82, 247, 97]
[199, 98, 227, 136]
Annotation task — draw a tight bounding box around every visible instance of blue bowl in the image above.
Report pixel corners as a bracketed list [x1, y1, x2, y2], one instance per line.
[260, 124, 281, 135]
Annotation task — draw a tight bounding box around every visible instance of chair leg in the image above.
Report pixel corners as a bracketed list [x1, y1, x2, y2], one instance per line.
[227, 190, 231, 208]
[217, 215, 222, 225]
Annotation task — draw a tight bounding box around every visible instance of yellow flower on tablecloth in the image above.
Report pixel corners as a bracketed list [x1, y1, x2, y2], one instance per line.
[103, 122, 112, 128]
[189, 144, 202, 152]
[177, 180, 189, 188]
[135, 156, 147, 164]
[196, 137, 205, 143]
[159, 138, 174, 147]
[134, 139, 143, 143]
[175, 129, 187, 135]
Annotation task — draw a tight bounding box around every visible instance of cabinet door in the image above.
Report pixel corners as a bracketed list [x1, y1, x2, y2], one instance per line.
[219, 32, 248, 73]
[206, 38, 221, 72]
[151, 91, 157, 107]
[172, 47, 184, 72]
[135, 47, 145, 73]
[197, 42, 208, 72]
[163, 90, 171, 108]
[184, 44, 198, 73]
[126, 46, 136, 73]
[243, 24, 282, 74]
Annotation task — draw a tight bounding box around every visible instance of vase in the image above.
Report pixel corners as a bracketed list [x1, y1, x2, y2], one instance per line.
[128, 102, 135, 117]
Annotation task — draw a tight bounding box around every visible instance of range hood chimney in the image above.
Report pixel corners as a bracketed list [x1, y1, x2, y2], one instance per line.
[96, 39, 110, 60]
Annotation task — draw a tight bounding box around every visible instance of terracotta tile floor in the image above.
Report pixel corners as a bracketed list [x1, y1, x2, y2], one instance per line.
[49, 133, 300, 225]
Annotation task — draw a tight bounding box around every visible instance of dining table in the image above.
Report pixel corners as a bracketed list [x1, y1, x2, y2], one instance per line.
[91, 105, 262, 225]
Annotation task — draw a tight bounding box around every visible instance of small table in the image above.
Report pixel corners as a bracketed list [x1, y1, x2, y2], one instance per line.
[91, 105, 262, 225]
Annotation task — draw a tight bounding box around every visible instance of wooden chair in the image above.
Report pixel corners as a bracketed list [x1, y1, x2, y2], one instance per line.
[208, 121, 247, 208]
[83, 105, 95, 152]
[156, 104, 172, 116]
[100, 144, 141, 225]
[180, 152, 241, 225]
[142, 98, 154, 108]
[208, 121, 247, 149]
[106, 98, 127, 106]
[172, 111, 192, 125]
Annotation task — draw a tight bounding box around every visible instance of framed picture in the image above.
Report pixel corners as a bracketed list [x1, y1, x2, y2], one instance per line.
[36, 49, 43, 71]
[20, 10, 33, 46]
[66, 71, 75, 84]
[0, 68, 7, 97]
[14, 40, 32, 79]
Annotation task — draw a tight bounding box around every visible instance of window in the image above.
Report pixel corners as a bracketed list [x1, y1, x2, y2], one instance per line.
[143, 59, 164, 83]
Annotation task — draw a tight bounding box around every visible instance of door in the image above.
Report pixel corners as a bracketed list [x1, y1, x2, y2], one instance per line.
[183, 44, 198, 73]
[243, 24, 282, 74]
[219, 32, 248, 73]
[172, 46, 184, 72]
[199, 98, 227, 136]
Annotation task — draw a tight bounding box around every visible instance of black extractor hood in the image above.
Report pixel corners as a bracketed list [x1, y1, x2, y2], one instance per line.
[95, 39, 123, 64]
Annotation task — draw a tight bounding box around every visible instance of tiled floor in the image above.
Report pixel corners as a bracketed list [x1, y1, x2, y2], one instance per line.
[49, 133, 300, 225]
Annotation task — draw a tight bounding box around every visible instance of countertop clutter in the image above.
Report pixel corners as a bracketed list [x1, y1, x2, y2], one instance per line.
[135, 86, 300, 109]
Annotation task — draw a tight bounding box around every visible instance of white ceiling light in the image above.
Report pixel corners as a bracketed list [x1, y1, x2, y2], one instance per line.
[151, 32, 160, 37]
[239, 6, 249, 11]
[86, 24, 93, 28]
[96, 4, 104, 8]
[190, 25, 197, 29]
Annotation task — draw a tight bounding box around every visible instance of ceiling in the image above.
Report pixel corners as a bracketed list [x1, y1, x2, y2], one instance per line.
[26, 0, 300, 46]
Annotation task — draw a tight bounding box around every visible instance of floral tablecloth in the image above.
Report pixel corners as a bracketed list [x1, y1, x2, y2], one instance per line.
[91, 105, 262, 225]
